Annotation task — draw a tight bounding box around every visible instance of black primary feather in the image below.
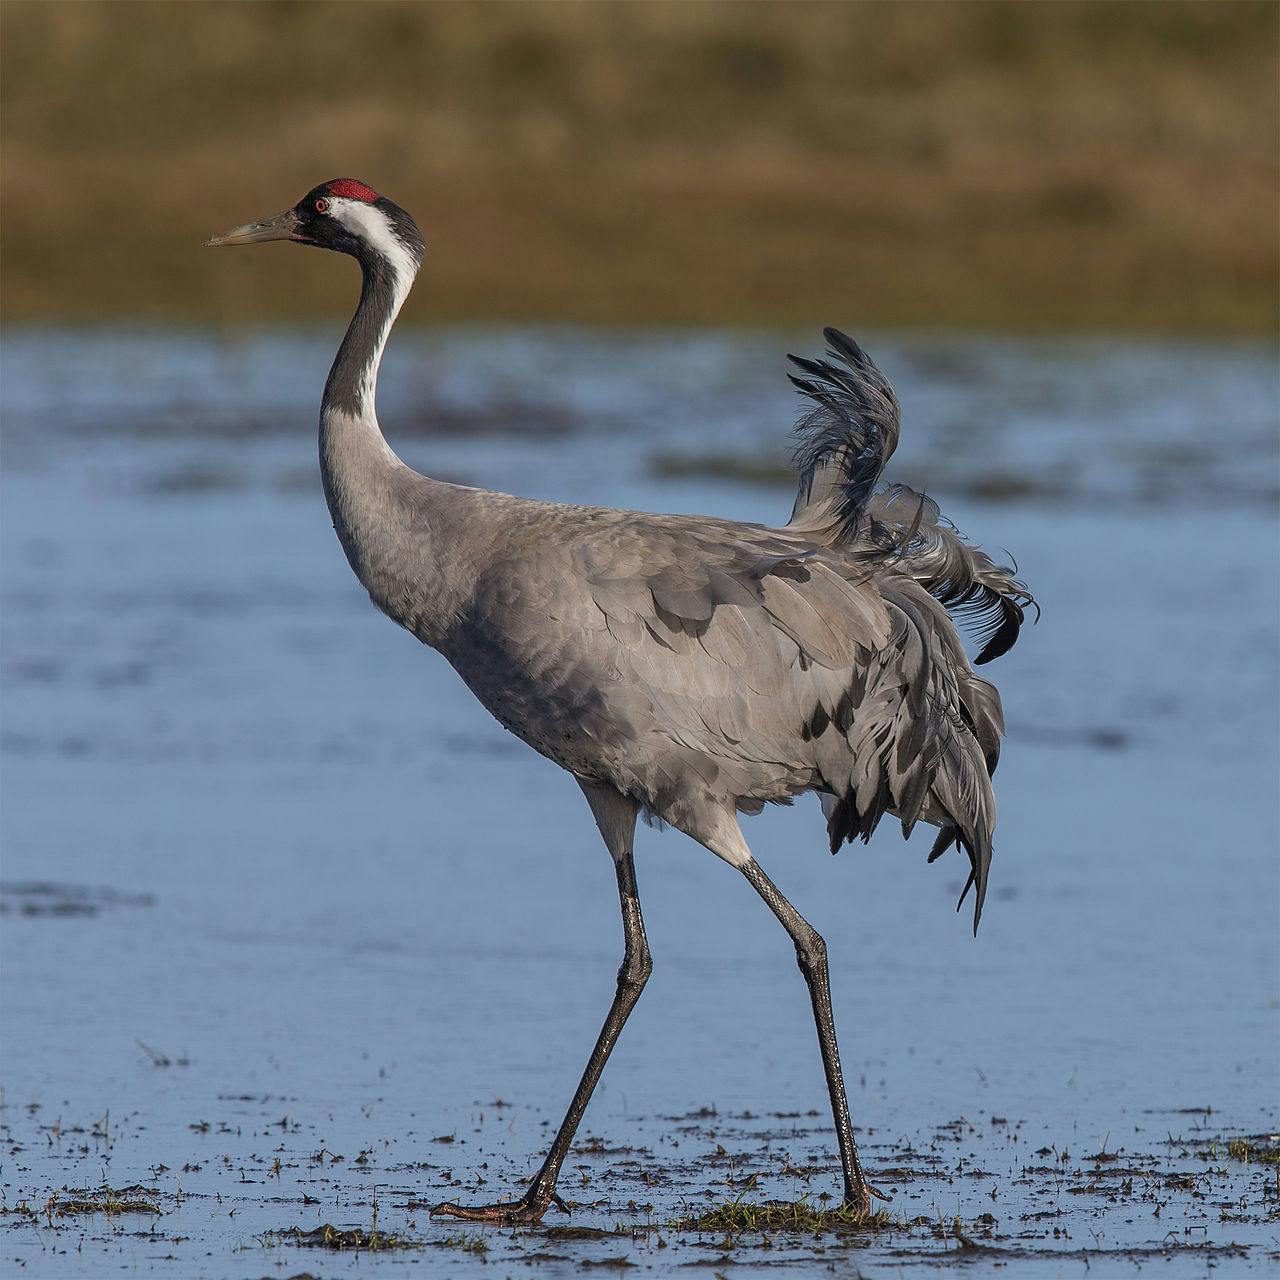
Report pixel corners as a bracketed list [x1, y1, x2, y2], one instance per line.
[866, 485, 1038, 664]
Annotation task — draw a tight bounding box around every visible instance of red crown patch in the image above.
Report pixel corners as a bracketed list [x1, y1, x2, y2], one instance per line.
[323, 179, 379, 203]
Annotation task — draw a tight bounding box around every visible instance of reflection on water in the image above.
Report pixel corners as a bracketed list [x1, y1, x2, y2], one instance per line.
[2, 328, 1277, 1276]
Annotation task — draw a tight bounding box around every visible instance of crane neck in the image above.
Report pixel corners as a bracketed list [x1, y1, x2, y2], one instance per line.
[315, 229, 486, 650]
[319, 247, 419, 563]
[318, 245, 455, 632]
[322, 249, 416, 427]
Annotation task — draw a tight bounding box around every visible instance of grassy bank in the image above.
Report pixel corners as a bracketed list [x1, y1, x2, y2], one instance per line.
[2, 1, 1276, 332]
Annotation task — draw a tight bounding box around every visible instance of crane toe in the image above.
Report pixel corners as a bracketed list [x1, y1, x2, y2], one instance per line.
[845, 1177, 891, 1216]
[430, 1189, 569, 1226]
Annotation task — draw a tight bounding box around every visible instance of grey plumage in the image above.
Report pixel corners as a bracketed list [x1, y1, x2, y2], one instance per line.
[207, 183, 1035, 1224]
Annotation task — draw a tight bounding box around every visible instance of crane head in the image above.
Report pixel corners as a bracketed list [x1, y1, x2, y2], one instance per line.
[204, 179, 425, 273]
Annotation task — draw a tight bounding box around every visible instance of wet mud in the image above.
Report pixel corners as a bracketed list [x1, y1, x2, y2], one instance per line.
[2, 1087, 1276, 1276]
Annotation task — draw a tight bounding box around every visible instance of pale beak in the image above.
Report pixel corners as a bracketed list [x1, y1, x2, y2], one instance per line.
[203, 208, 302, 247]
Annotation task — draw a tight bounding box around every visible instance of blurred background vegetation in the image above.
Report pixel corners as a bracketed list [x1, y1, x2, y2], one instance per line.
[2, 0, 1276, 331]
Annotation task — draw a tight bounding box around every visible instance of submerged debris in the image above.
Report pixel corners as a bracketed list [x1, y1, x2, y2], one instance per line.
[261, 1223, 422, 1251]
[48, 1186, 162, 1217]
[0, 881, 155, 917]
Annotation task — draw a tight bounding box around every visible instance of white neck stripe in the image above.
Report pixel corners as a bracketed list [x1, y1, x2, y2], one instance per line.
[327, 198, 420, 419]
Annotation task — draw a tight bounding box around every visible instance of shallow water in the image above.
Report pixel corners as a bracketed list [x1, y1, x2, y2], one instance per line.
[2, 327, 1277, 1277]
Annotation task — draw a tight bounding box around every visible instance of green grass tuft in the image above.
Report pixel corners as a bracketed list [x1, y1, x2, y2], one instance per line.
[437, 1233, 489, 1255]
[672, 1197, 894, 1235]
[1226, 1139, 1280, 1165]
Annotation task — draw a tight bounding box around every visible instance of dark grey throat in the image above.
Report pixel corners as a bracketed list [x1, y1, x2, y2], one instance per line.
[322, 252, 404, 420]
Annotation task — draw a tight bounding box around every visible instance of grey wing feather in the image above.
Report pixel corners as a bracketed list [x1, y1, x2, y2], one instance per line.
[572, 513, 999, 930]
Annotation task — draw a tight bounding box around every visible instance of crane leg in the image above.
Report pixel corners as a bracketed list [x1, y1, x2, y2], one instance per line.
[740, 857, 882, 1215]
[432, 784, 648, 1226]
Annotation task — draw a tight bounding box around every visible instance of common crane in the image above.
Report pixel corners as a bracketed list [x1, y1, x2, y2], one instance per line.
[206, 178, 1034, 1224]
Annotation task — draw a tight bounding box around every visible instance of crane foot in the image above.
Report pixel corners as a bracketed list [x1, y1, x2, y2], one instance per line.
[430, 1189, 569, 1226]
[845, 1179, 891, 1217]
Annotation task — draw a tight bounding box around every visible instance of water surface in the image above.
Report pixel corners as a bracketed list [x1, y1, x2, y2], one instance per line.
[2, 328, 1277, 1277]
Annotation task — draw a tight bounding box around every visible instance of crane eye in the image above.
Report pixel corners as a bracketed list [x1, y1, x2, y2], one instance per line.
[314, 197, 330, 214]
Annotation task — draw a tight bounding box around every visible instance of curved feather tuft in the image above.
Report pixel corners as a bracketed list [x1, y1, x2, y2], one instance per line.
[786, 330, 1037, 664]
[788, 328, 901, 546]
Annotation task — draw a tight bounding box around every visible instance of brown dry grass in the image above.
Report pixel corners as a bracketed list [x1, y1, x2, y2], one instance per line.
[2, 0, 1276, 331]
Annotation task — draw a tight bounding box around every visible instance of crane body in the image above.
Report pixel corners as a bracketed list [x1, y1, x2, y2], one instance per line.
[207, 179, 1034, 1224]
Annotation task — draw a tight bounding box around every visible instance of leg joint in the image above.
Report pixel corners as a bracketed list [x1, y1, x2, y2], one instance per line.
[618, 948, 653, 990]
[794, 925, 827, 975]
